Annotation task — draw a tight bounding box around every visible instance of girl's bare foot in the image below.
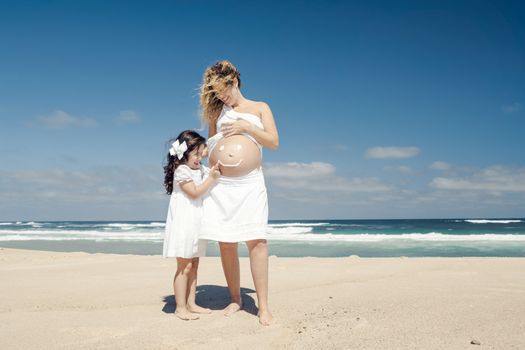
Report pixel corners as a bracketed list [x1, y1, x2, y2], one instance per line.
[175, 309, 200, 320]
[187, 304, 212, 314]
[223, 302, 242, 316]
[258, 309, 273, 326]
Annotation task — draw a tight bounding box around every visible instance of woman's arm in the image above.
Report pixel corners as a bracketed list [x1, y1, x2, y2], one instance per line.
[208, 121, 217, 138]
[222, 102, 279, 150]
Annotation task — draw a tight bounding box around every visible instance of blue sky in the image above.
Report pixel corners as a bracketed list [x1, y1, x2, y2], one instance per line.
[1, 0, 524, 220]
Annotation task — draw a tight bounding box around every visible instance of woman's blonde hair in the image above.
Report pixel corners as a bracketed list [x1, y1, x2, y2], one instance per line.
[199, 60, 241, 127]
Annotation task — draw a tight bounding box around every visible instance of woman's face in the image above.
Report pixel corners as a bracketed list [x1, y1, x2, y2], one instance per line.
[215, 82, 239, 106]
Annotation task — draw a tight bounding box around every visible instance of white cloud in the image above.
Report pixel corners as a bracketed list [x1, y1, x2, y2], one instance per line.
[430, 161, 450, 170]
[332, 144, 349, 151]
[28, 110, 97, 129]
[264, 162, 335, 179]
[0, 166, 165, 220]
[2, 162, 524, 220]
[429, 166, 525, 192]
[116, 110, 141, 124]
[384, 165, 413, 174]
[501, 102, 523, 113]
[265, 162, 392, 193]
[366, 146, 420, 159]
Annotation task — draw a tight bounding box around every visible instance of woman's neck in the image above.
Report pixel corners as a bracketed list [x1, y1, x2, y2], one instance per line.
[230, 93, 247, 108]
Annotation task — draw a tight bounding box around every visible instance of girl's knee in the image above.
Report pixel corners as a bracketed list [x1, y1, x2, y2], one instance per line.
[177, 258, 193, 274]
[191, 258, 199, 270]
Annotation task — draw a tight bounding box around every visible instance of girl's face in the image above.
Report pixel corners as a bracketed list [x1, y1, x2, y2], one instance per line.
[186, 144, 206, 170]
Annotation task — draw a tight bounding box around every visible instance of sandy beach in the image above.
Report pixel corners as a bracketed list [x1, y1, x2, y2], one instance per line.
[1, 248, 524, 349]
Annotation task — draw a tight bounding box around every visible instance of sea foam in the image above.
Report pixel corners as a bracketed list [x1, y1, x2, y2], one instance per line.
[465, 220, 523, 224]
[266, 232, 525, 242]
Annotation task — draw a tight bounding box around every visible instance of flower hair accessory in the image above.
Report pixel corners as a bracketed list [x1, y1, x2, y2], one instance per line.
[169, 139, 188, 160]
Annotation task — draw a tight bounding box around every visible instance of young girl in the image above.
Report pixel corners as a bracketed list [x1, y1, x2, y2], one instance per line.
[163, 130, 220, 320]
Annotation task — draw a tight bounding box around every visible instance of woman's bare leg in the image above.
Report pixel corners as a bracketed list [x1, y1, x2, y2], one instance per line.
[219, 242, 242, 315]
[186, 257, 211, 314]
[246, 239, 273, 325]
[174, 258, 199, 320]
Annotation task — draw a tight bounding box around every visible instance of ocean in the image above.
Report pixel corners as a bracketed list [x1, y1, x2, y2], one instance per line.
[1, 219, 525, 257]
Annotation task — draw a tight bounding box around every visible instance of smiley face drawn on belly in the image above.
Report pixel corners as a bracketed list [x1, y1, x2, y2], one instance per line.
[209, 135, 261, 177]
[217, 144, 244, 167]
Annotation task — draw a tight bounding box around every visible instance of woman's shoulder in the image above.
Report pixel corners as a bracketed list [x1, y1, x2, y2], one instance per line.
[245, 100, 271, 117]
[247, 99, 270, 108]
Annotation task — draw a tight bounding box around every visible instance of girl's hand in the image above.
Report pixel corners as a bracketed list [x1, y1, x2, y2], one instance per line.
[209, 163, 221, 179]
[221, 120, 252, 137]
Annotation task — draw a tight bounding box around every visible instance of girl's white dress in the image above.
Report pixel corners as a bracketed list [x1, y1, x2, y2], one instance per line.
[200, 105, 268, 243]
[163, 165, 208, 258]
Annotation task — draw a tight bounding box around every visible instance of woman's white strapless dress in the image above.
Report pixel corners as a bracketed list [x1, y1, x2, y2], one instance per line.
[200, 105, 268, 243]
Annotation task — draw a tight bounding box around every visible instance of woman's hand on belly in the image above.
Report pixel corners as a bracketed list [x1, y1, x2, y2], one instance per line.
[221, 120, 253, 138]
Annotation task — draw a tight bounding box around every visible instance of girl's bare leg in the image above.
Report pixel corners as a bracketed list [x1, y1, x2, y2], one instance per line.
[186, 257, 211, 314]
[246, 239, 273, 325]
[219, 242, 242, 316]
[174, 258, 199, 320]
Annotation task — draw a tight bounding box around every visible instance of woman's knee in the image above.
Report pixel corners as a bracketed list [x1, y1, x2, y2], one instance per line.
[247, 239, 268, 252]
[219, 242, 238, 254]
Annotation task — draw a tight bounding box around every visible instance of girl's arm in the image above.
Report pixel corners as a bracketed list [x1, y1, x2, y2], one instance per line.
[179, 164, 220, 200]
[221, 102, 279, 150]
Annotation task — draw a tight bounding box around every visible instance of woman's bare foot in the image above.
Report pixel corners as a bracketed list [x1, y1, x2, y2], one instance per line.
[175, 309, 200, 320]
[187, 304, 212, 314]
[223, 302, 242, 316]
[258, 309, 273, 326]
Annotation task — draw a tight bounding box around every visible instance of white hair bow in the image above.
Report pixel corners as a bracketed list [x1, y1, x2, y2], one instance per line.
[169, 140, 188, 160]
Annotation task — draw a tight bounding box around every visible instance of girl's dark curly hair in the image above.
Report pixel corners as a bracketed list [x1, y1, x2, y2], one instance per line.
[163, 130, 206, 195]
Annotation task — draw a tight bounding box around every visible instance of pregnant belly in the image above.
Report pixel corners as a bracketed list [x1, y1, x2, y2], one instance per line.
[209, 135, 261, 177]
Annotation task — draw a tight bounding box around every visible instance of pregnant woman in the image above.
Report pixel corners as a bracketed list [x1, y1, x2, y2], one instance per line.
[199, 60, 279, 325]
